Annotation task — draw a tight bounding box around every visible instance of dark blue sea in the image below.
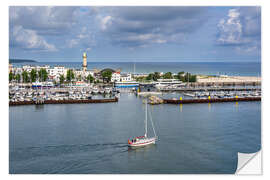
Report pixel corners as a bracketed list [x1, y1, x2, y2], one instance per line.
[12, 62, 261, 76]
[9, 93, 261, 174]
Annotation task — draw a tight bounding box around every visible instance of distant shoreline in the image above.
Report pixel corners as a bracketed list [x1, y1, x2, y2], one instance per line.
[9, 59, 37, 63]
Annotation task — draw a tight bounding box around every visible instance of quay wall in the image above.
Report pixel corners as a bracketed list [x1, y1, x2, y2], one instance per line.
[160, 87, 260, 92]
[163, 97, 261, 104]
[9, 98, 118, 106]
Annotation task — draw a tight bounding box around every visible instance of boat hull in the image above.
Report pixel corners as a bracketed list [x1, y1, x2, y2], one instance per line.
[128, 137, 156, 148]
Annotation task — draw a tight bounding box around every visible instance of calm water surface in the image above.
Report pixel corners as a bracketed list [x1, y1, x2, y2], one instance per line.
[12, 62, 261, 76]
[9, 93, 261, 174]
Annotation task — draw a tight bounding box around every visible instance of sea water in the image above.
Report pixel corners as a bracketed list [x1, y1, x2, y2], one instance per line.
[11, 62, 261, 76]
[9, 93, 261, 174]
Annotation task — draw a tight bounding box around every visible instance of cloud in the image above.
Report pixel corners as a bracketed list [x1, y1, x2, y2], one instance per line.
[10, 25, 57, 51]
[217, 9, 243, 45]
[9, 6, 83, 52]
[216, 7, 261, 54]
[9, 6, 79, 35]
[94, 7, 208, 48]
[100, 16, 113, 31]
[66, 26, 96, 50]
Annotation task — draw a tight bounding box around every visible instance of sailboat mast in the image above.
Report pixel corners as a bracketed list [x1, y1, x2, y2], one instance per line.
[145, 100, 147, 137]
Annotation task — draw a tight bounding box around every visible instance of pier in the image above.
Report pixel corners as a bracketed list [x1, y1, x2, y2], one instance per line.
[163, 97, 261, 104]
[160, 87, 260, 92]
[9, 97, 118, 106]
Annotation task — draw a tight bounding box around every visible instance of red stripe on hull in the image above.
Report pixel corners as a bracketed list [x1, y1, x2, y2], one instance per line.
[128, 139, 155, 147]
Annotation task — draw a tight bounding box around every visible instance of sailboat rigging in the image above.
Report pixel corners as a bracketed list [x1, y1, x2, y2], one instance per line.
[128, 100, 157, 148]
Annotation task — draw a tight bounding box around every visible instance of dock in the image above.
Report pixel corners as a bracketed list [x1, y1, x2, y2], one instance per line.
[9, 97, 118, 106]
[163, 97, 261, 104]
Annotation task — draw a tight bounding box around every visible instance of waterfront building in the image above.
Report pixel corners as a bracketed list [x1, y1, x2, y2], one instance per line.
[111, 72, 121, 82]
[84, 70, 95, 78]
[13, 67, 23, 75]
[22, 65, 34, 73]
[111, 72, 133, 82]
[22, 65, 50, 73]
[48, 66, 66, 76]
[47, 66, 67, 81]
[74, 69, 94, 78]
[120, 73, 132, 82]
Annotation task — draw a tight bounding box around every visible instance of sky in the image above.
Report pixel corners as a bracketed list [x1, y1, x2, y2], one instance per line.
[9, 6, 261, 62]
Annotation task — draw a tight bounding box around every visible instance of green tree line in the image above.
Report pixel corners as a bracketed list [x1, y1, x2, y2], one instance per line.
[144, 71, 197, 82]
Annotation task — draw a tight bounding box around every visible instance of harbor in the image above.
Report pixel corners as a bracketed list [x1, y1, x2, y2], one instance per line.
[8, 6, 263, 175]
[8, 61, 262, 174]
[9, 92, 261, 174]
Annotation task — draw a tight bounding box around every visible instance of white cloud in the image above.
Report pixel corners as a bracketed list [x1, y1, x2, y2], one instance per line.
[216, 7, 261, 55]
[11, 25, 57, 51]
[100, 16, 113, 31]
[67, 39, 79, 48]
[217, 9, 243, 45]
[10, 6, 79, 35]
[95, 7, 207, 48]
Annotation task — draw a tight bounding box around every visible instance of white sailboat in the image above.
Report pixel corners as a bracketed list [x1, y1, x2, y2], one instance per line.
[128, 100, 157, 148]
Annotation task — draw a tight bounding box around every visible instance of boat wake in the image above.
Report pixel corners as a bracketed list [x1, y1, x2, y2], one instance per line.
[10, 142, 128, 161]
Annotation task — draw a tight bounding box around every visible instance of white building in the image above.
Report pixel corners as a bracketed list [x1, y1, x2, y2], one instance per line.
[84, 70, 95, 78]
[47, 66, 68, 81]
[111, 72, 133, 82]
[120, 73, 132, 82]
[111, 72, 121, 82]
[48, 66, 66, 76]
[74, 69, 94, 79]
[22, 65, 50, 73]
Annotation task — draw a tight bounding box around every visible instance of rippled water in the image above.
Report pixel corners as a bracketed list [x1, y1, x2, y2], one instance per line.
[9, 93, 261, 174]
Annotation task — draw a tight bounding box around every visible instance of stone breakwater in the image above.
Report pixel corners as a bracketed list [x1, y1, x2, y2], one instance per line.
[163, 97, 261, 104]
[9, 97, 118, 106]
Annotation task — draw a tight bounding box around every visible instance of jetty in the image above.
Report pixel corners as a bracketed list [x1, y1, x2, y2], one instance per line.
[9, 97, 118, 106]
[163, 97, 261, 104]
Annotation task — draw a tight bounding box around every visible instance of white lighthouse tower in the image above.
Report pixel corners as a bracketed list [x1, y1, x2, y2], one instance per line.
[82, 52, 87, 72]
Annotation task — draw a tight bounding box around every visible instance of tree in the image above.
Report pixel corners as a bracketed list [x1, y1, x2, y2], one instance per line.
[15, 74, 21, 83]
[183, 72, 197, 82]
[9, 71, 14, 82]
[146, 73, 154, 81]
[66, 69, 75, 82]
[30, 69, 38, 82]
[135, 76, 145, 82]
[38, 68, 48, 82]
[86, 74, 94, 83]
[176, 71, 185, 81]
[163, 72, 173, 79]
[22, 71, 29, 83]
[59, 74, 65, 84]
[153, 72, 161, 81]
[190, 75, 197, 82]
[101, 70, 112, 83]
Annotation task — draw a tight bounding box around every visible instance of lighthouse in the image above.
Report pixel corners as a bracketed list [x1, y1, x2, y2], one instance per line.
[82, 52, 87, 72]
